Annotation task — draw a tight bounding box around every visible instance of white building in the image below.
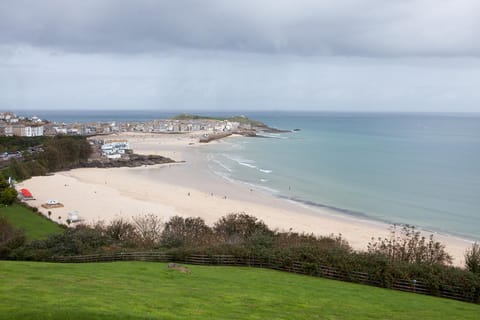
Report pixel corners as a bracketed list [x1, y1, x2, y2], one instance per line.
[25, 126, 44, 137]
[54, 127, 68, 134]
[11, 125, 44, 137]
[101, 140, 130, 158]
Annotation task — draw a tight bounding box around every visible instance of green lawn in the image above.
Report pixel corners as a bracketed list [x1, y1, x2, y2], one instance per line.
[0, 203, 63, 241]
[0, 261, 478, 319]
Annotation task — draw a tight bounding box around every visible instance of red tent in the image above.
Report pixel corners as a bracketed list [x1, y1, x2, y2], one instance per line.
[20, 188, 33, 198]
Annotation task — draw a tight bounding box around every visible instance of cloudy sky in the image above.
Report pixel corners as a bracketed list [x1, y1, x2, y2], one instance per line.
[1, 0, 479, 112]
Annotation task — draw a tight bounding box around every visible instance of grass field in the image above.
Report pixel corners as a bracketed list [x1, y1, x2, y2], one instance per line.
[0, 261, 478, 319]
[0, 203, 63, 241]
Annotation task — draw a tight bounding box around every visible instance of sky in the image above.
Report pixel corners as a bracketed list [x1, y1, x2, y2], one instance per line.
[1, 0, 480, 112]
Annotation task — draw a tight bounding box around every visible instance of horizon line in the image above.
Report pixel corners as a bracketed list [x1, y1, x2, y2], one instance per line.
[6, 108, 480, 115]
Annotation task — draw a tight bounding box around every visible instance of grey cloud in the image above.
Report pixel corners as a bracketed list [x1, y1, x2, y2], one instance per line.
[2, 47, 479, 111]
[0, 0, 479, 57]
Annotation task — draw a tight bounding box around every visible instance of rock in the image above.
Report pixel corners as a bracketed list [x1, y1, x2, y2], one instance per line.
[168, 263, 181, 268]
[72, 153, 177, 169]
[167, 263, 191, 274]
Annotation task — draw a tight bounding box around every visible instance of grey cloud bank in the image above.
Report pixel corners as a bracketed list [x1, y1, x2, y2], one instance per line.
[0, 0, 479, 111]
[1, 0, 479, 57]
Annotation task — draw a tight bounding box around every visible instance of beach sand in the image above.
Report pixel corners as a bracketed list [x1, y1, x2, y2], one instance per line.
[19, 132, 473, 266]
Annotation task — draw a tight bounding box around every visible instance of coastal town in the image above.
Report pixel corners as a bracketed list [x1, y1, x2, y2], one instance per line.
[1, 111, 270, 161]
[0, 111, 249, 137]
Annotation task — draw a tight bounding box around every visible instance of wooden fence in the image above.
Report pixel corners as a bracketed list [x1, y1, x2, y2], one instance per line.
[48, 252, 477, 304]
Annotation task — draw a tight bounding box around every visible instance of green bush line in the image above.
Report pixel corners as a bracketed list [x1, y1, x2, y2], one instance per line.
[2, 212, 479, 305]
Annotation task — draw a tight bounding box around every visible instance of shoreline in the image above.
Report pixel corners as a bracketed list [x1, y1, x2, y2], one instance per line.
[19, 132, 474, 266]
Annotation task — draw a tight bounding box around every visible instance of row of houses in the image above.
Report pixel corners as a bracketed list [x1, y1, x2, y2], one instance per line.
[132, 119, 241, 133]
[0, 124, 44, 137]
[0, 112, 20, 123]
[100, 140, 130, 159]
[1, 110, 246, 137]
[43, 119, 242, 136]
[1, 111, 45, 137]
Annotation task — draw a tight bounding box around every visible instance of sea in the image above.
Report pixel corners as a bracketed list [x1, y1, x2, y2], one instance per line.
[18, 110, 480, 240]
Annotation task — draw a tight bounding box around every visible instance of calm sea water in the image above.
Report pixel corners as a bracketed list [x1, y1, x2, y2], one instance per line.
[202, 112, 480, 240]
[21, 110, 480, 240]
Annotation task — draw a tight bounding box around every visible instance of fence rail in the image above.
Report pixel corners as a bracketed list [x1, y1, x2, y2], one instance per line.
[47, 252, 477, 304]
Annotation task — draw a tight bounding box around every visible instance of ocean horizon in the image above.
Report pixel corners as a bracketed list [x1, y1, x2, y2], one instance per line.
[13, 109, 480, 241]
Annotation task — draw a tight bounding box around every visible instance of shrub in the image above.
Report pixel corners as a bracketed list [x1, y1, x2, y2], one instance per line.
[24, 224, 110, 258]
[0, 187, 18, 205]
[8, 159, 31, 180]
[105, 218, 137, 246]
[213, 213, 273, 245]
[132, 214, 163, 248]
[0, 217, 26, 258]
[367, 224, 452, 265]
[272, 231, 351, 251]
[465, 242, 480, 274]
[161, 216, 214, 248]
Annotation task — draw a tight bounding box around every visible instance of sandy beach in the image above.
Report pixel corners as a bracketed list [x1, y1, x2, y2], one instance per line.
[19, 132, 473, 266]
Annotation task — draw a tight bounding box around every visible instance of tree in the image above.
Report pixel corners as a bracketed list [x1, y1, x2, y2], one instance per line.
[367, 224, 452, 265]
[132, 214, 163, 248]
[8, 159, 30, 180]
[465, 242, 480, 274]
[0, 177, 9, 190]
[105, 218, 137, 246]
[161, 216, 214, 247]
[0, 187, 18, 205]
[213, 213, 273, 245]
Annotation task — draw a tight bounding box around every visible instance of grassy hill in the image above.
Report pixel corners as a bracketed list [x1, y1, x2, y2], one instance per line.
[172, 113, 266, 127]
[0, 261, 478, 319]
[0, 204, 63, 241]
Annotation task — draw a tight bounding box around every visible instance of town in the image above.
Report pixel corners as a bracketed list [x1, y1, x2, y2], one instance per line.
[1, 111, 246, 137]
[1, 111, 261, 161]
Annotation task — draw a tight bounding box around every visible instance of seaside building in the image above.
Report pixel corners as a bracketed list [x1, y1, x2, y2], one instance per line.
[0, 112, 18, 123]
[53, 127, 68, 135]
[11, 124, 44, 137]
[0, 111, 47, 136]
[101, 140, 130, 159]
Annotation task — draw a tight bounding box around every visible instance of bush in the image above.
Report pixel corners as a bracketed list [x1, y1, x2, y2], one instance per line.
[272, 231, 351, 251]
[0, 217, 26, 258]
[465, 242, 480, 274]
[213, 213, 273, 245]
[7, 159, 31, 180]
[161, 216, 214, 248]
[105, 218, 137, 247]
[367, 224, 452, 265]
[19, 224, 110, 259]
[0, 187, 18, 205]
[132, 214, 163, 248]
